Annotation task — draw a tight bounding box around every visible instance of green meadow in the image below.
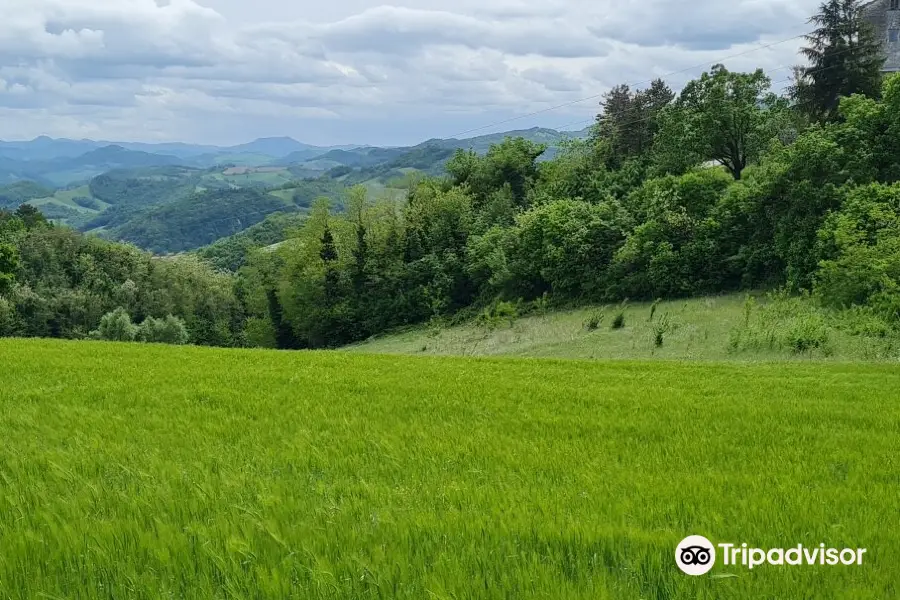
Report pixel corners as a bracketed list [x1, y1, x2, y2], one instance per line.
[1, 339, 898, 599]
[350, 293, 900, 362]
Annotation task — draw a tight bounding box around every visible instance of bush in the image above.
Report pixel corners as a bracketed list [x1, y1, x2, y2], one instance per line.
[0, 296, 16, 336]
[93, 308, 137, 342]
[477, 300, 518, 330]
[784, 314, 831, 354]
[649, 298, 662, 322]
[532, 292, 551, 316]
[814, 183, 900, 318]
[584, 309, 604, 331]
[837, 306, 893, 338]
[496, 198, 632, 300]
[611, 300, 628, 330]
[728, 291, 833, 356]
[652, 312, 677, 347]
[136, 315, 190, 345]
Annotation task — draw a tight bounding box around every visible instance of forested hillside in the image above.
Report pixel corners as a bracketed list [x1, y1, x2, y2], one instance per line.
[0, 182, 54, 209]
[0, 206, 242, 346]
[195, 212, 307, 271]
[109, 188, 291, 254]
[2, 0, 898, 352]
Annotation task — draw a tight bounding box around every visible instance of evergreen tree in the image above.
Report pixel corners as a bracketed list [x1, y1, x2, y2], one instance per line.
[14, 204, 48, 230]
[792, 0, 885, 121]
[594, 79, 674, 168]
[0, 243, 19, 295]
[320, 222, 341, 307]
[265, 286, 296, 350]
[352, 222, 368, 294]
[320, 222, 337, 263]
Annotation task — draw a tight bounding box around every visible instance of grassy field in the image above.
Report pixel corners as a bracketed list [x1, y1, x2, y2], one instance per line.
[203, 169, 295, 187]
[0, 339, 898, 598]
[30, 185, 107, 211]
[350, 293, 900, 362]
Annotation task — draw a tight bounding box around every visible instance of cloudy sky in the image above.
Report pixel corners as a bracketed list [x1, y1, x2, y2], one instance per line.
[0, 0, 823, 147]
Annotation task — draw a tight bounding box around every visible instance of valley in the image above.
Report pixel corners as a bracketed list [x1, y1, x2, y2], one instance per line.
[0, 127, 588, 256]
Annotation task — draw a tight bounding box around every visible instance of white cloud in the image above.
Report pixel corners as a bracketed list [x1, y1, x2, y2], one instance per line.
[0, 0, 824, 145]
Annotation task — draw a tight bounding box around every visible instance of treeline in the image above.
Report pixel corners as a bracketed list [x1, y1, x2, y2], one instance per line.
[233, 0, 900, 349]
[109, 188, 289, 254]
[0, 205, 242, 345]
[196, 212, 307, 271]
[2, 0, 898, 350]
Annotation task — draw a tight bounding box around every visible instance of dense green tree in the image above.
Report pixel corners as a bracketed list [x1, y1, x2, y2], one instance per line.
[609, 170, 733, 298]
[655, 65, 789, 180]
[92, 308, 137, 342]
[0, 243, 19, 295]
[471, 197, 633, 300]
[136, 315, 190, 344]
[446, 137, 545, 210]
[791, 0, 885, 122]
[594, 79, 674, 168]
[195, 212, 306, 272]
[320, 222, 341, 309]
[15, 204, 48, 229]
[265, 285, 295, 350]
[815, 182, 900, 317]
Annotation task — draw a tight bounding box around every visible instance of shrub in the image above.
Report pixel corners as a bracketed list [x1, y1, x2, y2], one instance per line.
[611, 300, 628, 330]
[652, 312, 677, 347]
[837, 306, 893, 338]
[93, 308, 137, 342]
[477, 300, 518, 330]
[498, 198, 632, 300]
[0, 296, 16, 336]
[649, 298, 662, 322]
[728, 291, 834, 356]
[532, 292, 551, 316]
[784, 314, 831, 354]
[136, 315, 190, 345]
[584, 309, 604, 331]
[814, 183, 900, 319]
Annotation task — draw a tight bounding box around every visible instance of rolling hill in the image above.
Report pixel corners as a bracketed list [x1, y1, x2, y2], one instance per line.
[0, 126, 591, 188]
[0, 125, 589, 254]
[0, 181, 55, 209]
[106, 188, 294, 254]
[195, 211, 309, 271]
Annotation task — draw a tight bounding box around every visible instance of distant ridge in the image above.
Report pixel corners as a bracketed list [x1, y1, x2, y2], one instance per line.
[0, 125, 593, 187]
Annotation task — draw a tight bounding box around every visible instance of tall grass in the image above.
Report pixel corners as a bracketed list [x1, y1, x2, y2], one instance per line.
[1, 339, 898, 598]
[728, 290, 900, 359]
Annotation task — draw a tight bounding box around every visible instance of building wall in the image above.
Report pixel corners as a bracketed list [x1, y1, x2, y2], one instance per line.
[862, 0, 900, 71]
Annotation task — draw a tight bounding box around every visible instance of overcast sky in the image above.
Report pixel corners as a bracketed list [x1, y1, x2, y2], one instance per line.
[0, 0, 823, 147]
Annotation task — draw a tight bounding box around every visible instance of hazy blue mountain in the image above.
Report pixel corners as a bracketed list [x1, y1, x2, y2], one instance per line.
[110, 141, 222, 158]
[62, 145, 184, 168]
[270, 148, 336, 165]
[225, 137, 319, 157]
[0, 126, 593, 188]
[0, 136, 103, 161]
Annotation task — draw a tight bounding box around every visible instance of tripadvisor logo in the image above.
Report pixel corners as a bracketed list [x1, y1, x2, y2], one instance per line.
[675, 535, 867, 575]
[676, 535, 716, 575]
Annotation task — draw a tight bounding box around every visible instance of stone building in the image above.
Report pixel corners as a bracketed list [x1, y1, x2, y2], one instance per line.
[862, 0, 900, 71]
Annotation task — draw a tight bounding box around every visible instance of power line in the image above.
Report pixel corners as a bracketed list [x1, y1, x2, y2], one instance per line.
[445, 25, 812, 140]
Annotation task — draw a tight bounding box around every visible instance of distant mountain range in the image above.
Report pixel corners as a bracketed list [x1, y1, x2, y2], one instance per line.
[0, 127, 591, 188]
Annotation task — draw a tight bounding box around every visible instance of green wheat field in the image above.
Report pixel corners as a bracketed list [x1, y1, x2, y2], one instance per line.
[1, 339, 898, 599]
